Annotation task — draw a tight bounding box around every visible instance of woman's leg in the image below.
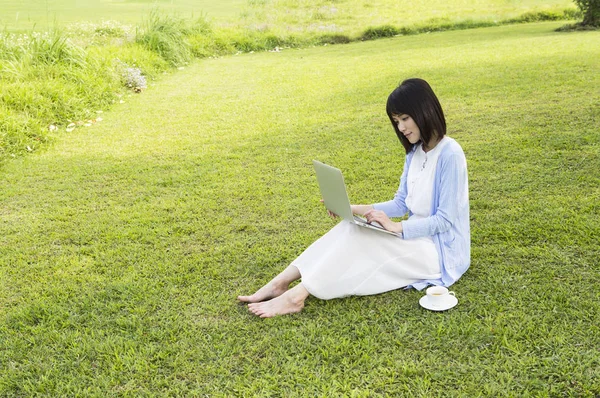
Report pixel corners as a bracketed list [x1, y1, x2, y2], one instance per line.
[247, 283, 309, 318]
[237, 264, 301, 303]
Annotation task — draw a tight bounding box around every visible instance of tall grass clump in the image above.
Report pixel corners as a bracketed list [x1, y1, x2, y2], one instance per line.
[135, 11, 304, 61]
[317, 33, 351, 45]
[134, 12, 299, 63]
[135, 12, 196, 67]
[361, 25, 399, 40]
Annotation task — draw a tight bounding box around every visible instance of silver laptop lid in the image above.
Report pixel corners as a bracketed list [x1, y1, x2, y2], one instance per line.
[312, 160, 354, 221]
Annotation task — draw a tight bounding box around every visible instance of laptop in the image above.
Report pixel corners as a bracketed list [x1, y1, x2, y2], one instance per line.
[312, 160, 402, 237]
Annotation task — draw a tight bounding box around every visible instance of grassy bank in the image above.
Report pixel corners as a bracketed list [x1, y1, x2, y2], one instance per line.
[0, 0, 581, 164]
[1, 0, 576, 34]
[0, 0, 245, 32]
[239, 0, 578, 36]
[0, 22, 599, 395]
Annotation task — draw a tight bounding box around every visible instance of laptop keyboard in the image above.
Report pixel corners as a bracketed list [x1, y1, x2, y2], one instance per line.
[354, 215, 384, 229]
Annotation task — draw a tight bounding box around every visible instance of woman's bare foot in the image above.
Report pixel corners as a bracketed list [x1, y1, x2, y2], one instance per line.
[237, 281, 288, 303]
[238, 265, 302, 303]
[247, 284, 309, 318]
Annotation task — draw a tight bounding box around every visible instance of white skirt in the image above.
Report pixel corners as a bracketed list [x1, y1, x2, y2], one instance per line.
[292, 220, 441, 300]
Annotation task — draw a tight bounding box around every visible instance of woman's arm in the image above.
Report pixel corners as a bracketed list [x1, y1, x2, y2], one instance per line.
[350, 204, 373, 216]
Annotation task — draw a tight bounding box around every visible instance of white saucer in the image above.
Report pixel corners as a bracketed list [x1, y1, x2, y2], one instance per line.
[419, 295, 458, 311]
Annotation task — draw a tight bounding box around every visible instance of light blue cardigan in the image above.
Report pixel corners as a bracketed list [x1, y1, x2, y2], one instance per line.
[373, 137, 470, 290]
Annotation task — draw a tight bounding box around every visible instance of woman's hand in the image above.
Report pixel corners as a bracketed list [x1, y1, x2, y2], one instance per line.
[320, 199, 338, 219]
[363, 209, 403, 233]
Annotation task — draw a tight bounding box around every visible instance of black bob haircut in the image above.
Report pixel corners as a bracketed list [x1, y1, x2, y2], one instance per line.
[386, 78, 446, 154]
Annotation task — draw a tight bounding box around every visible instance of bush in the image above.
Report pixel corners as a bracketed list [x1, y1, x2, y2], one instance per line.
[318, 34, 351, 45]
[509, 9, 581, 23]
[361, 25, 399, 40]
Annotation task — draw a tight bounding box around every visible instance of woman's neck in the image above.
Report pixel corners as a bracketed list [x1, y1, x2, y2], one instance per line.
[422, 136, 442, 153]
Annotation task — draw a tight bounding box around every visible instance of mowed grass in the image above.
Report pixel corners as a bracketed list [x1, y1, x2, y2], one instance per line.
[0, 0, 246, 31]
[2, 0, 575, 34]
[240, 0, 576, 35]
[0, 22, 599, 395]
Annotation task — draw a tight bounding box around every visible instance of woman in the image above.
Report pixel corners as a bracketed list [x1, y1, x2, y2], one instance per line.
[238, 78, 470, 318]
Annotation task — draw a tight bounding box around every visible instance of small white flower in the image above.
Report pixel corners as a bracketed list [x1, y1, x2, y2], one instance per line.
[118, 63, 147, 92]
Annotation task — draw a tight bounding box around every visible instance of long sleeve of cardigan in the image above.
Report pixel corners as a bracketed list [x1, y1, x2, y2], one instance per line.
[401, 151, 465, 239]
[373, 142, 467, 240]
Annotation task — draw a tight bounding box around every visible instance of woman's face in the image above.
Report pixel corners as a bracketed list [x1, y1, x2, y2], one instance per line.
[392, 114, 421, 144]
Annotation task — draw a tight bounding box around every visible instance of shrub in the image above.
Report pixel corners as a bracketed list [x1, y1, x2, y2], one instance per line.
[509, 9, 580, 23]
[317, 34, 351, 44]
[361, 25, 399, 40]
[0, 31, 87, 67]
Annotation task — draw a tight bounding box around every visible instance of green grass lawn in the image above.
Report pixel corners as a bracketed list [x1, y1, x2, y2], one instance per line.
[0, 0, 246, 31]
[240, 0, 576, 35]
[2, 0, 575, 33]
[1, 21, 599, 395]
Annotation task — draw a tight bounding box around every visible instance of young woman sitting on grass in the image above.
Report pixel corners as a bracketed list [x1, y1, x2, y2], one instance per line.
[238, 78, 470, 318]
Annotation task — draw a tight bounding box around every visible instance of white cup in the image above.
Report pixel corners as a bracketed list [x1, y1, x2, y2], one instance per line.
[426, 286, 455, 308]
